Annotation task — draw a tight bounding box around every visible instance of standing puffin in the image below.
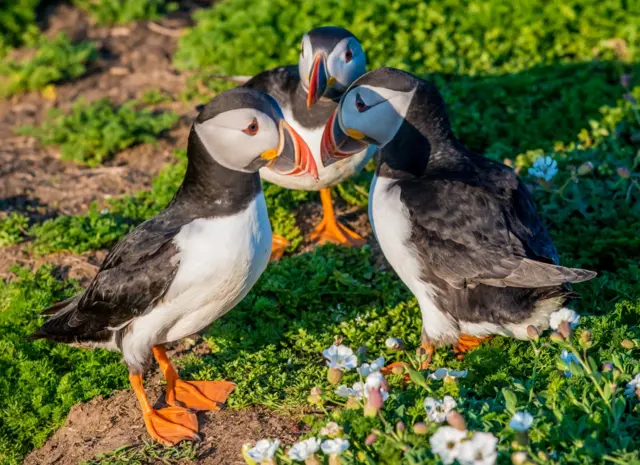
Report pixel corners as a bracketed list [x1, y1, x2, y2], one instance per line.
[29, 87, 317, 445]
[321, 68, 596, 361]
[245, 26, 374, 258]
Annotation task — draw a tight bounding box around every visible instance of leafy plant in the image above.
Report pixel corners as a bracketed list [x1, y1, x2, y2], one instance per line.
[0, 213, 28, 247]
[0, 34, 97, 98]
[0, 0, 40, 51]
[19, 98, 179, 166]
[73, 0, 178, 25]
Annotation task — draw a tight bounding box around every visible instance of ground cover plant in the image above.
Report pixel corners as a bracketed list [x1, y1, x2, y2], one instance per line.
[18, 98, 179, 166]
[0, 33, 97, 98]
[0, 0, 40, 51]
[72, 0, 178, 25]
[0, 0, 639, 464]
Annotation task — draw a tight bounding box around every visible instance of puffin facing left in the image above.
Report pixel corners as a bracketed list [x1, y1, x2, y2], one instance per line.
[28, 87, 317, 446]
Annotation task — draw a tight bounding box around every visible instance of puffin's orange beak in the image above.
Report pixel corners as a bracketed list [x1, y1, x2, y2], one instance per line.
[266, 120, 318, 180]
[307, 53, 329, 109]
[321, 108, 369, 167]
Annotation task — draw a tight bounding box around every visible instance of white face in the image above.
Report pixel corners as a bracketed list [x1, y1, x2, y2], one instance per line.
[299, 35, 366, 93]
[338, 85, 416, 147]
[195, 108, 279, 172]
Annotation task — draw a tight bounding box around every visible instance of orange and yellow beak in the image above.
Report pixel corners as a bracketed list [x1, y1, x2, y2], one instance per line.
[263, 120, 319, 180]
[320, 108, 369, 167]
[307, 53, 332, 109]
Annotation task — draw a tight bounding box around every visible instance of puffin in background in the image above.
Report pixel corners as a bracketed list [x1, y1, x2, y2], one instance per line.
[29, 87, 317, 445]
[321, 68, 596, 364]
[245, 26, 374, 259]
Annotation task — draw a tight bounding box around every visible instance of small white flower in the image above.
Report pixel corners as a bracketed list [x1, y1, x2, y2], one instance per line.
[321, 438, 350, 455]
[323, 344, 358, 370]
[288, 437, 321, 461]
[529, 155, 558, 182]
[320, 421, 342, 437]
[364, 372, 389, 401]
[430, 368, 468, 380]
[248, 439, 280, 463]
[457, 432, 498, 465]
[358, 356, 385, 377]
[549, 308, 580, 330]
[509, 411, 534, 432]
[429, 426, 467, 465]
[624, 373, 640, 397]
[385, 337, 404, 350]
[335, 382, 365, 400]
[560, 350, 581, 377]
[424, 396, 458, 423]
[100, 208, 109, 215]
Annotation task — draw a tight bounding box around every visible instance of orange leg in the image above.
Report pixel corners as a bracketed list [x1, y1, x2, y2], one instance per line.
[270, 234, 290, 261]
[308, 188, 366, 247]
[129, 373, 199, 446]
[453, 334, 490, 359]
[153, 345, 235, 411]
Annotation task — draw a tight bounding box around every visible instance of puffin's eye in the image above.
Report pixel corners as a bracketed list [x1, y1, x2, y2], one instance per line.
[345, 48, 353, 62]
[243, 118, 259, 136]
[355, 93, 368, 112]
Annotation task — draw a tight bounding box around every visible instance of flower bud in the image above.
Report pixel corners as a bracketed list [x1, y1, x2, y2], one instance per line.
[385, 337, 405, 350]
[636, 387, 640, 399]
[550, 331, 565, 343]
[579, 330, 592, 348]
[345, 397, 360, 410]
[365, 433, 378, 446]
[526, 325, 540, 341]
[558, 321, 572, 339]
[511, 451, 529, 465]
[446, 411, 467, 431]
[621, 74, 631, 88]
[602, 362, 614, 372]
[617, 167, 631, 179]
[396, 421, 406, 432]
[328, 455, 342, 465]
[392, 364, 406, 375]
[305, 457, 321, 465]
[621, 339, 635, 349]
[413, 422, 429, 435]
[504, 158, 514, 167]
[327, 368, 343, 385]
[364, 388, 384, 417]
[308, 387, 323, 405]
[577, 161, 594, 176]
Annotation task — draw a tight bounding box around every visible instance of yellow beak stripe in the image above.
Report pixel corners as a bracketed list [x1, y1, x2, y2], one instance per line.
[346, 128, 365, 140]
[327, 76, 337, 86]
[260, 148, 278, 160]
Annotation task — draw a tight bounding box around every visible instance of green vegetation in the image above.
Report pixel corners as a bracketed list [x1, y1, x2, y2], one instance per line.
[19, 98, 179, 167]
[0, 34, 97, 98]
[0, 0, 40, 51]
[0, 267, 127, 465]
[0, 213, 28, 247]
[73, 0, 178, 25]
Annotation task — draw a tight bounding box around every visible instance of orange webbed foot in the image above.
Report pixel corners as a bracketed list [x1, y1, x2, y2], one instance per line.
[453, 334, 490, 359]
[142, 406, 199, 446]
[170, 379, 236, 411]
[270, 234, 290, 261]
[308, 188, 366, 247]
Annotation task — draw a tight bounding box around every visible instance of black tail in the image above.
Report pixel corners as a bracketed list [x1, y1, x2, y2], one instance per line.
[27, 296, 80, 342]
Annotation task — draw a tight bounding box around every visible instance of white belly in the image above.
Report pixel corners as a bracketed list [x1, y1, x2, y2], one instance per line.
[370, 175, 457, 341]
[121, 193, 272, 369]
[259, 103, 374, 190]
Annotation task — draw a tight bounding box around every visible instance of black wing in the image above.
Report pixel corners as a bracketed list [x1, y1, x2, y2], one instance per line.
[401, 161, 596, 289]
[244, 65, 299, 104]
[30, 214, 184, 341]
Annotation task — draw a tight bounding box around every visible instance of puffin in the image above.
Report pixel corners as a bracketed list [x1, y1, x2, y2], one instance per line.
[29, 87, 317, 446]
[321, 67, 596, 363]
[244, 26, 374, 258]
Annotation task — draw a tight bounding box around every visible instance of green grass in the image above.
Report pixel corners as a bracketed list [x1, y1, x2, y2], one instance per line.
[0, 0, 40, 52]
[18, 98, 179, 167]
[73, 0, 178, 25]
[0, 34, 97, 98]
[0, 213, 28, 247]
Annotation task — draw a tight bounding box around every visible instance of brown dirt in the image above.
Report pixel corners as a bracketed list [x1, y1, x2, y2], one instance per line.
[25, 385, 307, 465]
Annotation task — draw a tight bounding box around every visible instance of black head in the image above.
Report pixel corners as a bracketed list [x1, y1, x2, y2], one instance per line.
[321, 68, 454, 176]
[192, 87, 317, 178]
[299, 26, 366, 107]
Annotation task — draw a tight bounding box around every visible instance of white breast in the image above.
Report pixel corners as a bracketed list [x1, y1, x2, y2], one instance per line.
[259, 103, 374, 190]
[369, 175, 456, 341]
[121, 193, 272, 369]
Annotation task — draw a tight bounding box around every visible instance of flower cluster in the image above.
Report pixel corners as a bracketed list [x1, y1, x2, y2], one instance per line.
[529, 155, 558, 182]
[424, 396, 457, 423]
[430, 427, 498, 465]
